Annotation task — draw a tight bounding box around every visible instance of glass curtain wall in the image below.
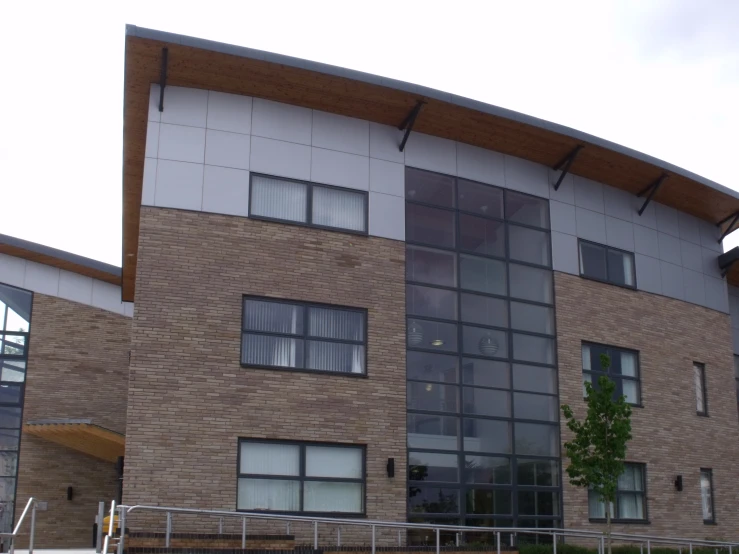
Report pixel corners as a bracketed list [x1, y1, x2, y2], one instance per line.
[0, 283, 32, 534]
[405, 168, 561, 537]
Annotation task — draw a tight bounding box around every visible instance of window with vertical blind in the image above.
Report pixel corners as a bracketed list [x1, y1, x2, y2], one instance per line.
[734, 356, 739, 420]
[582, 343, 641, 405]
[241, 297, 366, 375]
[693, 362, 708, 416]
[578, 240, 635, 288]
[237, 440, 365, 514]
[249, 174, 367, 233]
[700, 468, 715, 524]
[588, 463, 647, 522]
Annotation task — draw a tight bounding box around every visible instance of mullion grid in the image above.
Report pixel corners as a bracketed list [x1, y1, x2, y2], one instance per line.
[405, 173, 560, 528]
[582, 342, 641, 405]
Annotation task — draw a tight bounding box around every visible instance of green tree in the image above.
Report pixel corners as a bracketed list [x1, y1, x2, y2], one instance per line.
[561, 354, 633, 554]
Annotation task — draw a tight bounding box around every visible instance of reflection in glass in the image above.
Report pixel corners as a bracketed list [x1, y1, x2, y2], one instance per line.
[407, 351, 458, 383]
[510, 302, 554, 335]
[459, 215, 505, 257]
[460, 294, 507, 328]
[407, 204, 456, 248]
[407, 246, 457, 287]
[406, 168, 455, 207]
[466, 489, 512, 515]
[462, 359, 510, 389]
[457, 180, 504, 218]
[407, 319, 458, 352]
[460, 255, 506, 295]
[509, 264, 553, 304]
[409, 451, 459, 483]
[505, 191, 549, 229]
[409, 487, 460, 514]
[407, 285, 457, 321]
[408, 382, 459, 413]
[463, 387, 510, 418]
[408, 414, 459, 450]
[517, 459, 559, 487]
[463, 419, 511, 454]
[508, 225, 550, 266]
[462, 326, 508, 359]
[515, 423, 559, 456]
[512, 364, 556, 394]
[465, 456, 511, 484]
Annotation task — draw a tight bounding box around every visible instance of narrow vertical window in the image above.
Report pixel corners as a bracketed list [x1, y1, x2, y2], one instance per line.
[693, 362, 707, 416]
[700, 469, 715, 524]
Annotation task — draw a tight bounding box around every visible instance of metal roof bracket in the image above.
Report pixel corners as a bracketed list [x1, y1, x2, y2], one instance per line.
[552, 145, 584, 191]
[398, 100, 425, 152]
[636, 173, 669, 216]
[158, 47, 168, 112]
[717, 211, 739, 243]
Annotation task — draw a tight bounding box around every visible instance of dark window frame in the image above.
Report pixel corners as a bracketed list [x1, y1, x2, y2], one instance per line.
[582, 342, 642, 407]
[404, 168, 563, 528]
[236, 438, 366, 516]
[693, 362, 708, 417]
[734, 355, 739, 421]
[589, 462, 649, 524]
[700, 468, 716, 524]
[248, 173, 369, 236]
[240, 296, 368, 378]
[577, 239, 637, 290]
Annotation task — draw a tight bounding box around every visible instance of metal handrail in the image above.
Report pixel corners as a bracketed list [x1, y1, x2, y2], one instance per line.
[0, 497, 37, 554]
[120, 503, 739, 554]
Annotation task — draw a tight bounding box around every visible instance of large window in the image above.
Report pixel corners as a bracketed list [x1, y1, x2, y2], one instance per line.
[588, 463, 646, 522]
[693, 362, 708, 416]
[237, 440, 365, 514]
[241, 297, 366, 375]
[700, 468, 715, 524]
[579, 240, 635, 288]
[0, 283, 32, 534]
[582, 343, 640, 405]
[249, 174, 368, 233]
[405, 168, 559, 531]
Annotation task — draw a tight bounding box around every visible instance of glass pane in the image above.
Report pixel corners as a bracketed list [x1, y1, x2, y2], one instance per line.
[307, 341, 365, 374]
[0, 286, 31, 333]
[700, 470, 713, 521]
[466, 489, 512, 515]
[617, 492, 644, 520]
[406, 168, 455, 207]
[458, 179, 504, 218]
[312, 186, 366, 231]
[306, 446, 362, 478]
[512, 364, 556, 394]
[407, 351, 459, 383]
[463, 419, 511, 454]
[460, 255, 507, 295]
[251, 175, 308, 222]
[517, 459, 559, 487]
[618, 465, 644, 491]
[237, 478, 299, 511]
[512, 333, 555, 365]
[240, 442, 300, 476]
[0, 478, 15, 503]
[407, 285, 457, 321]
[0, 430, 19, 451]
[506, 191, 549, 229]
[242, 334, 304, 368]
[406, 245, 457, 287]
[460, 294, 507, 328]
[407, 318, 458, 352]
[619, 351, 638, 377]
[463, 326, 508, 359]
[694, 363, 705, 413]
[0, 453, 17, 477]
[459, 215, 505, 258]
[408, 414, 459, 450]
[588, 489, 608, 519]
[622, 380, 640, 405]
[519, 491, 559, 516]
[243, 300, 303, 334]
[0, 360, 24, 383]
[510, 302, 554, 335]
[408, 382, 459, 413]
[579, 242, 607, 281]
[304, 481, 363, 513]
[582, 344, 591, 370]
[409, 487, 460, 514]
[508, 225, 550, 266]
[406, 204, 455, 247]
[465, 456, 511, 484]
[409, 451, 459, 483]
[734, 355, 739, 379]
[607, 249, 635, 287]
[515, 423, 559, 456]
[0, 385, 21, 406]
[514, 392, 558, 422]
[509, 264, 553, 304]
[462, 359, 510, 389]
[308, 308, 364, 341]
[0, 408, 20, 429]
[463, 387, 510, 418]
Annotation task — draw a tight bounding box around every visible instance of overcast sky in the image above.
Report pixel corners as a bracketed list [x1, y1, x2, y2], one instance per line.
[1, 0, 738, 266]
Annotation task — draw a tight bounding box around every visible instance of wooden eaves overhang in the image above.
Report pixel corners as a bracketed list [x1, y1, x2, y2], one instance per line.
[122, 25, 739, 299]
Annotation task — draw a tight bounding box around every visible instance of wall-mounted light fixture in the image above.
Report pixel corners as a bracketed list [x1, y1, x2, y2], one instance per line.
[386, 458, 395, 478]
[674, 475, 683, 492]
[67, 486, 74, 501]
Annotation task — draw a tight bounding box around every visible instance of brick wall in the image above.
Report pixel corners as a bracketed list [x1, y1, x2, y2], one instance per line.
[124, 208, 406, 538]
[15, 293, 131, 547]
[555, 272, 739, 538]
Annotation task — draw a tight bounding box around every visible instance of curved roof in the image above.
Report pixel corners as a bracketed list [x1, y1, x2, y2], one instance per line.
[122, 25, 739, 300]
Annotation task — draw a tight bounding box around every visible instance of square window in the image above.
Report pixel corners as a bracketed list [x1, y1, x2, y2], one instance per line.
[582, 343, 641, 405]
[588, 463, 646, 521]
[579, 240, 635, 288]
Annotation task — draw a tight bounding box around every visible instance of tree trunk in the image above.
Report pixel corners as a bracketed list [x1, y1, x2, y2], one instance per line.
[606, 505, 612, 554]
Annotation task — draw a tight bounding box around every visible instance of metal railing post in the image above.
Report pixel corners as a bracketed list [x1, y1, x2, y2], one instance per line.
[165, 512, 172, 548]
[600, 536, 605, 554]
[338, 527, 341, 547]
[102, 500, 116, 554]
[553, 533, 557, 554]
[371, 525, 376, 554]
[28, 502, 36, 554]
[436, 528, 440, 554]
[219, 517, 223, 535]
[287, 522, 290, 535]
[397, 529, 401, 547]
[117, 508, 126, 554]
[242, 518, 246, 549]
[314, 521, 318, 550]
[690, 544, 693, 554]
[96, 501, 105, 553]
[648, 540, 651, 554]
[496, 531, 501, 554]
[641, 544, 644, 554]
